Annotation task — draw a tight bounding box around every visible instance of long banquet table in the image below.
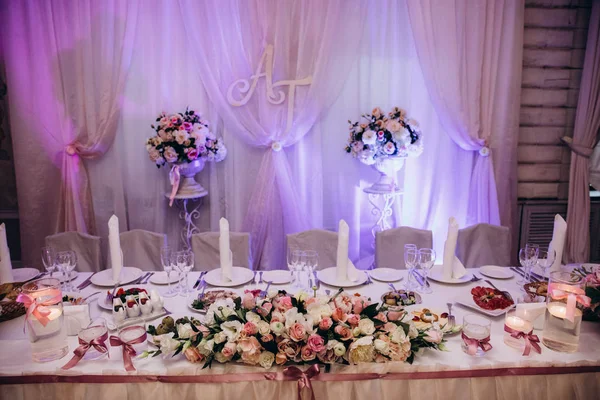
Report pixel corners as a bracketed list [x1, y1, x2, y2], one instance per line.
[1, 268, 599, 400]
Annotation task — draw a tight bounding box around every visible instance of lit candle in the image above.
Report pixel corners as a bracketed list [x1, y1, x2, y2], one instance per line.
[505, 315, 532, 332]
[548, 303, 567, 319]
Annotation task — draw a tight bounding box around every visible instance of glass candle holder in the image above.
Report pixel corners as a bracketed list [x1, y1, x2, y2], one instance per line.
[118, 325, 147, 355]
[20, 278, 69, 362]
[78, 318, 109, 361]
[461, 314, 492, 356]
[504, 307, 535, 352]
[542, 271, 588, 353]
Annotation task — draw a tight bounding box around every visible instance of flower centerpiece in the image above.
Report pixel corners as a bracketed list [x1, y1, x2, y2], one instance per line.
[574, 265, 600, 322]
[345, 107, 423, 192]
[142, 289, 446, 369]
[146, 108, 227, 202]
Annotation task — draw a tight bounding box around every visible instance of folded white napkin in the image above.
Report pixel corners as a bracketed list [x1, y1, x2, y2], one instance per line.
[108, 215, 123, 284]
[548, 214, 566, 273]
[0, 223, 13, 284]
[442, 217, 466, 280]
[64, 304, 91, 336]
[219, 218, 232, 282]
[516, 302, 545, 330]
[336, 220, 358, 282]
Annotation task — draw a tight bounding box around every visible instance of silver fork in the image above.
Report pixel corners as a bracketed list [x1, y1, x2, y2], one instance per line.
[260, 281, 272, 298]
[142, 272, 154, 284]
[470, 274, 482, 282]
[446, 302, 456, 329]
[485, 279, 514, 303]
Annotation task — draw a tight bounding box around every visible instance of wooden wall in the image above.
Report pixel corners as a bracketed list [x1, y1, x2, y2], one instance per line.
[518, 0, 593, 199]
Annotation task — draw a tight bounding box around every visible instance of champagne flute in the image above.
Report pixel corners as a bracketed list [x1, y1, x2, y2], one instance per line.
[41, 247, 56, 279]
[404, 244, 418, 290]
[55, 251, 73, 292]
[177, 250, 194, 296]
[525, 243, 539, 283]
[537, 248, 555, 281]
[291, 250, 303, 289]
[160, 246, 177, 298]
[417, 248, 436, 294]
[66, 251, 78, 292]
[286, 247, 296, 286]
[304, 250, 318, 288]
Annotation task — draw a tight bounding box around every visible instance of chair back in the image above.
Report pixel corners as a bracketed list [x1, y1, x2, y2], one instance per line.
[286, 229, 338, 271]
[119, 229, 167, 271]
[46, 231, 102, 272]
[375, 226, 433, 269]
[190, 232, 252, 271]
[456, 223, 511, 268]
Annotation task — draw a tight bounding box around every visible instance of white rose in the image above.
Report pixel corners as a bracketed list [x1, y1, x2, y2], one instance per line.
[358, 319, 376, 336]
[221, 320, 243, 342]
[390, 326, 408, 344]
[259, 351, 275, 369]
[148, 148, 160, 162]
[374, 338, 390, 355]
[352, 327, 361, 337]
[270, 321, 285, 336]
[408, 322, 419, 339]
[177, 323, 195, 339]
[328, 340, 346, 357]
[175, 130, 189, 145]
[163, 146, 178, 163]
[257, 321, 271, 336]
[197, 339, 215, 356]
[214, 351, 229, 363]
[362, 130, 377, 145]
[158, 333, 180, 356]
[271, 311, 286, 324]
[246, 311, 261, 324]
[214, 332, 227, 344]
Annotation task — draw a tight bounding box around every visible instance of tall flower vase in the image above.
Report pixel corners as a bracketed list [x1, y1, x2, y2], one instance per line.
[369, 157, 406, 193]
[169, 159, 208, 198]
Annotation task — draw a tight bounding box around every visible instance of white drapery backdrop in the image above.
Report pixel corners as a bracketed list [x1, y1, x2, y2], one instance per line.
[1, 0, 523, 268]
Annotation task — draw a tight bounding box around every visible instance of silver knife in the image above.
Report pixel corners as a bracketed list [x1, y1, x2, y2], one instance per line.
[193, 271, 206, 289]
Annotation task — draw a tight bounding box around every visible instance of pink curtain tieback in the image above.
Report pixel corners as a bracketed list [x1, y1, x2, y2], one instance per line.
[265, 364, 319, 400]
[16, 289, 63, 332]
[109, 332, 147, 372]
[271, 141, 283, 152]
[61, 331, 109, 370]
[461, 332, 492, 356]
[503, 324, 541, 356]
[548, 283, 591, 322]
[65, 144, 78, 156]
[561, 136, 594, 158]
[168, 164, 181, 207]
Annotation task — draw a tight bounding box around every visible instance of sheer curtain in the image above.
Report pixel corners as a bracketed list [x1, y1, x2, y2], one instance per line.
[0, 0, 139, 267]
[179, 0, 367, 269]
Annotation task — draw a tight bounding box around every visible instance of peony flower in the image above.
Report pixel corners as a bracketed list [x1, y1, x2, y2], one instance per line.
[424, 329, 443, 344]
[334, 325, 353, 341]
[277, 339, 301, 361]
[288, 322, 307, 342]
[184, 347, 204, 363]
[245, 311, 261, 324]
[362, 130, 377, 145]
[221, 342, 237, 359]
[175, 130, 189, 145]
[300, 345, 316, 362]
[347, 336, 375, 364]
[163, 146, 178, 163]
[259, 351, 275, 369]
[221, 320, 243, 342]
[270, 321, 285, 336]
[307, 334, 326, 353]
[177, 323, 196, 339]
[388, 340, 411, 362]
[243, 322, 259, 336]
[383, 141, 396, 155]
[318, 317, 333, 331]
[358, 319, 376, 336]
[242, 292, 256, 309]
[346, 314, 360, 327]
[275, 352, 288, 365]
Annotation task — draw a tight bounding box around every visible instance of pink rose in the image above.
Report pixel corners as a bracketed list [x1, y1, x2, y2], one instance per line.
[242, 292, 256, 309]
[318, 317, 333, 331]
[243, 322, 258, 336]
[261, 334, 274, 343]
[331, 307, 347, 323]
[424, 330, 443, 344]
[275, 352, 288, 365]
[307, 334, 326, 353]
[238, 336, 261, 353]
[187, 148, 199, 161]
[300, 345, 316, 362]
[304, 297, 319, 307]
[346, 314, 360, 327]
[221, 342, 237, 359]
[334, 325, 353, 341]
[277, 339, 300, 360]
[275, 296, 293, 312]
[374, 312, 388, 323]
[184, 347, 205, 363]
[183, 122, 192, 131]
[387, 310, 404, 321]
[333, 295, 352, 314]
[382, 322, 397, 333]
[351, 296, 370, 315]
[257, 302, 273, 317]
[288, 323, 307, 342]
[170, 116, 180, 124]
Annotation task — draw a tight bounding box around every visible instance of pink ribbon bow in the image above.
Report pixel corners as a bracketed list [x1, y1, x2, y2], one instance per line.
[61, 331, 109, 370]
[266, 364, 320, 400]
[109, 331, 146, 372]
[504, 324, 541, 356]
[16, 289, 63, 332]
[549, 283, 591, 322]
[168, 165, 181, 207]
[461, 332, 492, 356]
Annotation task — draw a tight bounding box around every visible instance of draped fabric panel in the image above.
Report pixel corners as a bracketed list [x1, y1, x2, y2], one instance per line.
[564, 0, 600, 263]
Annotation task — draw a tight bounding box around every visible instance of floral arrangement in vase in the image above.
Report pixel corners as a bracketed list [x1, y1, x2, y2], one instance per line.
[143, 289, 447, 369]
[345, 107, 423, 192]
[574, 265, 600, 322]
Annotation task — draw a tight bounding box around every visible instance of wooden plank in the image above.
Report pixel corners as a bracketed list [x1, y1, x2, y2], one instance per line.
[523, 49, 573, 67]
[518, 145, 565, 163]
[524, 8, 577, 28]
[575, 7, 592, 28]
[518, 182, 560, 198]
[519, 126, 566, 144]
[573, 28, 589, 48]
[567, 88, 580, 107]
[525, 0, 580, 6]
[524, 28, 574, 47]
[520, 107, 568, 125]
[571, 48, 586, 68]
[522, 68, 571, 88]
[570, 69, 583, 88]
[521, 88, 568, 106]
[518, 164, 562, 181]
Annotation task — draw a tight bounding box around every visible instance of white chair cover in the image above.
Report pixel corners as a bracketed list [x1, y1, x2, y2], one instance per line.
[456, 223, 511, 268]
[375, 227, 433, 269]
[191, 232, 252, 271]
[119, 230, 167, 271]
[286, 230, 338, 271]
[45, 231, 102, 273]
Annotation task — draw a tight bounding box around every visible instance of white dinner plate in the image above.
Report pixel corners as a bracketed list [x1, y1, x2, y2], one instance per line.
[97, 284, 151, 311]
[203, 267, 254, 287]
[369, 268, 404, 282]
[90, 267, 143, 287]
[262, 270, 293, 284]
[9, 268, 41, 283]
[149, 271, 179, 285]
[428, 266, 473, 284]
[479, 265, 514, 280]
[453, 292, 512, 317]
[317, 267, 368, 288]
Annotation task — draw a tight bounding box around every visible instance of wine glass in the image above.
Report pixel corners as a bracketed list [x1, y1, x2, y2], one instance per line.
[417, 248, 436, 294]
[286, 247, 297, 286]
[404, 244, 418, 290]
[537, 248, 555, 281]
[304, 250, 318, 289]
[176, 250, 194, 296]
[291, 250, 304, 289]
[41, 246, 56, 278]
[160, 246, 177, 298]
[56, 251, 76, 292]
[519, 243, 539, 285]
